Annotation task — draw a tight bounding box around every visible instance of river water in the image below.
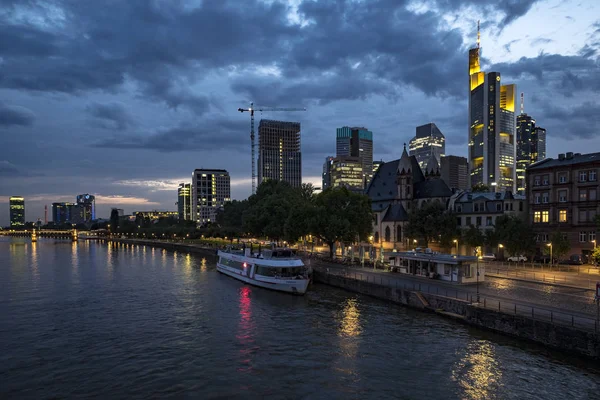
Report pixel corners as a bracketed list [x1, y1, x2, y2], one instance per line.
[1, 238, 599, 399]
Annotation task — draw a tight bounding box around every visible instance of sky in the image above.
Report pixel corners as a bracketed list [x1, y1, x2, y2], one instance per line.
[1, 0, 599, 225]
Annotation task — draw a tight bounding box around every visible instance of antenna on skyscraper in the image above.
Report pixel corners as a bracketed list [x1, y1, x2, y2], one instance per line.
[477, 20, 480, 48]
[520, 92, 524, 114]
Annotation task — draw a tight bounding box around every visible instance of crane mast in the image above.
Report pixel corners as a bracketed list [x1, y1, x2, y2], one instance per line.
[238, 103, 306, 194]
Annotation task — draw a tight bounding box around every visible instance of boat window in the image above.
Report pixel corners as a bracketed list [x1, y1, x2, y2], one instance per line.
[220, 257, 245, 270]
[255, 265, 305, 277]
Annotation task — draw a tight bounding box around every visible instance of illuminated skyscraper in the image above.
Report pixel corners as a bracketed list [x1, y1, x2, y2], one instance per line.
[258, 119, 302, 187]
[76, 194, 95, 222]
[192, 169, 230, 226]
[177, 183, 192, 221]
[322, 156, 334, 190]
[409, 123, 445, 171]
[336, 126, 373, 188]
[330, 156, 364, 192]
[9, 196, 25, 228]
[516, 108, 546, 194]
[468, 23, 517, 192]
[52, 202, 83, 224]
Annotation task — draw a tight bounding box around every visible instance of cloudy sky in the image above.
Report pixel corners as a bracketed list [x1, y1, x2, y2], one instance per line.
[1, 0, 599, 224]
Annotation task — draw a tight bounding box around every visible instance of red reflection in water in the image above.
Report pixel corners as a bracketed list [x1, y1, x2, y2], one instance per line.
[237, 286, 256, 373]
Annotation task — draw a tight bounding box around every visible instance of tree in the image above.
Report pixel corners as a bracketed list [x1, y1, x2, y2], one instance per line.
[494, 215, 536, 258]
[463, 225, 485, 250]
[591, 247, 600, 266]
[547, 231, 570, 261]
[405, 201, 459, 248]
[471, 183, 491, 192]
[110, 209, 120, 233]
[310, 187, 372, 258]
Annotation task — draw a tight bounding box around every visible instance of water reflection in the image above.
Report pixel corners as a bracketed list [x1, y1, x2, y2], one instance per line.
[71, 241, 80, 284]
[30, 242, 39, 285]
[200, 257, 207, 272]
[452, 340, 501, 399]
[335, 298, 362, 381]
[236, 286, 256, 373]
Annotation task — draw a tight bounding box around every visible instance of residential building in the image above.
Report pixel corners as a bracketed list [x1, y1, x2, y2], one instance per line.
[330, 156, 364, 191]
[133, 210, 179, 220]
[336, 126, 373, 188]
[516, 112, 547, 194]
[258, 119, 302, 187]
[322, 156, 334, 191]
[367, 145, 453, 251]
[9, 196, 25, 228]
[76, 194, 96, 222]
[440, 155, 469, 191]
[52, 202, 83, 224]
[192, 169, 231, 225]
[468, 33, 517, 192]
[527, 151, 600, 259]
[177, 183, 192, 221]
[408, 123, 445, 171]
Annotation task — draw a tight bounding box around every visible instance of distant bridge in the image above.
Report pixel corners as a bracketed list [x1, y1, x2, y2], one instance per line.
[0, 229, 78, 241]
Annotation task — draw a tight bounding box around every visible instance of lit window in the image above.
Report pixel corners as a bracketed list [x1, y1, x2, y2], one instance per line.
[580, 232, 587, 243]
[541, 211, 549, 223]
[579, 190, 587, 201]
[559, 210, 567, 223]
[590, 232, 596, 242]
[534, 211, 541, 223]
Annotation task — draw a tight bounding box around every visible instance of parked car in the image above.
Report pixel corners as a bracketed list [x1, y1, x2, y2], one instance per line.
[507, 255, 527, 262]
[565, 254, 584, 265]
[481, 253, 496, 261]
[533, 255, 556, 264]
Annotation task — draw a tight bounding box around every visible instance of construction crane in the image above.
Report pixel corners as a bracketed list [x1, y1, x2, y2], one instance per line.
[238, 102, 306, 194]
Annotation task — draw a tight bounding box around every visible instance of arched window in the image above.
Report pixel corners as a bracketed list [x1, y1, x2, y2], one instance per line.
[385, 226, 391, 242]
[396, 225, 402, 242]
[374, 232, 379, 243]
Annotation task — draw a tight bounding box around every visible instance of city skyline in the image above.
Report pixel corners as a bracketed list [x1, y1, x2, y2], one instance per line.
[1, 0, 599, 224]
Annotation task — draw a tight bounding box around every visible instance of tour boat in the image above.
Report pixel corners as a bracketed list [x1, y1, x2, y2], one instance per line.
[217, 246, 310, 295]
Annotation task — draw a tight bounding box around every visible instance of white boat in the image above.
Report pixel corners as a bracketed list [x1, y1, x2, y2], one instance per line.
[217, 246, 310, 295]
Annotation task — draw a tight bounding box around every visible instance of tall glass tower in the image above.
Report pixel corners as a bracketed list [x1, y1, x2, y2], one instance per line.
[468, 25, 517, 192]
[258, 120, 302, 188]
[409, 123, 445, 171]
[516, 110, 546, 194]
[9, 196, 25, 228]
[336, 126, 373, 188]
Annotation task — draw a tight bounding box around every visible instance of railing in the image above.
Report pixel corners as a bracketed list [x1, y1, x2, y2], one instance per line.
[487, 268, 597, 289]
[314, 265, 599, 333]
[486, 260, 600, 274]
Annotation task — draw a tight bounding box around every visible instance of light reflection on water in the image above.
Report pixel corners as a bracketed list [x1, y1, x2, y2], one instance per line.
[452, 340, 502, 399]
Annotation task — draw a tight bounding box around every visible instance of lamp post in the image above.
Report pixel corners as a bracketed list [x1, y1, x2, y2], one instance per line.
[453, 239, 458, 255]
[498, 243, 503, 260]
[475, 249, 480, 303]
[547, 242, 553, 267]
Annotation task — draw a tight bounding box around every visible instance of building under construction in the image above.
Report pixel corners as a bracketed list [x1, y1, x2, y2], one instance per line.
[258, 119, 302, 188]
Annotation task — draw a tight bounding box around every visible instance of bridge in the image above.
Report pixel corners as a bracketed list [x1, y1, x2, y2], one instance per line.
[0, 229, 78, 241]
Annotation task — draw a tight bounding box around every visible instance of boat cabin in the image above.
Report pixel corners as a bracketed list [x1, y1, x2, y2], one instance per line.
[385, 251, 483, 284]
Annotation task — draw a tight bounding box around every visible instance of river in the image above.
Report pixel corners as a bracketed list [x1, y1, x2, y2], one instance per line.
[1, 238, 599, 399]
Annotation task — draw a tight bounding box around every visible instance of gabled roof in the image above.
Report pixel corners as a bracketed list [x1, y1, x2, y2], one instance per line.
[425, 153, 440, 174]
[397, 145, 412, 175]
[528, 152, 600, 170]
[367, 159, 400, 202]
[414, 179, 452, 199]
[454, 191, 526, 202]
[382, 203, 408, 222]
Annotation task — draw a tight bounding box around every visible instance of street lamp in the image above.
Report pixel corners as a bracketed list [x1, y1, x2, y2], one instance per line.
[592, 239, 596, 249]
[453, 239, 458, 255]
[498, 243, 503, 259]
[475, 248, 480, 303]
[547, 242, 553, 266]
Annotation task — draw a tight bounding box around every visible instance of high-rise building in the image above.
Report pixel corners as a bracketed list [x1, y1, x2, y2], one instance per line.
[177, 183, 192, 221]
[322, 156, 334, 191]
[9, 196, 25, 228]
[409, 123, 446, 171]
[52, 202, 82, 224]
[258, 119, 302, 187]
[330, 156, 364, 192]
[76, 194, 96, 222]
[440, 155, 469, 191]
[336, 126, 373, 188]
[373, 161, 384, 175]
[133, 210, 179, 220]
[516, 108, 547, 194]
[192, 169, 231, 226]
[468, 28, 517, 192]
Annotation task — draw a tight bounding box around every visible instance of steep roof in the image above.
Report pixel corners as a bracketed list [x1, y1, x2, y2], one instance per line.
[413, 179, 452, 199]
[454, 191, 526, 202]
[366, 159, 400, 202]
[425, 153, 440, 175]
[382, 203, 409, 222]
[528, 152, 600, 170]
[397, 145, 412, 175]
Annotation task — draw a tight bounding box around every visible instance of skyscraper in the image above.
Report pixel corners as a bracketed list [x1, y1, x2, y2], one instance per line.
[76, 194, 96, 222]
[322, 156, 334, 191]
[468, 25, 517, 192]
[330, 156, 364, 191]
[408, 123, 446, 171]
[52, 202, 82, 224]
[336, 126, 373, 188]
[9, 196, 25, 228]
[192, 169, 230, 226]
[440, 155, 469, 191]
[177, 183, 192, 221]
[258, 119, 302, 187]
[516, 96, 547, 194]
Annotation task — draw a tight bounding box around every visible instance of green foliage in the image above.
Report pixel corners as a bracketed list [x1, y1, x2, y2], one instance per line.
[591, 247, 600, 265]
[548, 231, 570, 261]
[310, 187, 372, 258]
[405, 201, 459, 247]
[494, 215, 536, 257]
[462, 225, 485, 248]
[471, 183, 492, 192]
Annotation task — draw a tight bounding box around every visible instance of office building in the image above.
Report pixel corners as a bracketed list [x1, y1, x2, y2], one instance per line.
[527, 151, 600, 259]
[516, 108, 547, 194]
[330, 156, 364, 191]
[373, 161, 384, 175]
[409, 123, 445, 171]
[133, 210, 179, 220]
[9, 196, 25, 228]
[258, 119, 302, 187]
[52, 202, 83, 224]
[177, 183, 192, 221]
[112, 208, 125, 217]
[468, 29, 517, 192]
[336, 126, 373, 188]
[76, 194, 96, 222]
[322, 156, 334, 191]
[192, 169, 231, 225]
[440, 155, 469, 191]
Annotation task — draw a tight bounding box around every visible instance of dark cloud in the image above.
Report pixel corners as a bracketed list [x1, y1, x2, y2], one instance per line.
[0, 160, 19, 176]
[432, 0, 540, 27]
[0, 102, 35, 126]
[86, 102, 135, 130]
[537, 101, 600, 139]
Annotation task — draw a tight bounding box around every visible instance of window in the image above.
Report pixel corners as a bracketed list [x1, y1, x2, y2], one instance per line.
[486, 216, 492, 226]
[534, 211, 541, 223]
[590, 189, 597, 201]
[397, 225, 402, 242]
[476, 216, 482, 226]
[543, 175, 549, 185]
[496, 203, 502, 211]
[466, 216, 472, 226]
[579, 190, 587, 201]
[534, 193, 541, 204]
[590, 170, 597, 182]
[456, 217, 462, 226]
[559, 210, 567, 223]
[463, 264, 472, 278]
[519, 202, 523, 212]
[590, 232, 596, 242]
[456, 205, 462, 212]
[444, 265, 451, 275]
[579, 171, 587, 182]
[580, 232, 587, 242]
[474, 203, 479, 212]
[542, 193, 549, 204]
[558, 190, 567, 203]
[579, 210, 587, 222]
[385, 226, 391, 242]
[537, 233, 549, 242]
[558, 173, 567, 183]
[590, 209, 597, 221]
[534, 176, 540, 186]
[542, 211, 549, 223]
